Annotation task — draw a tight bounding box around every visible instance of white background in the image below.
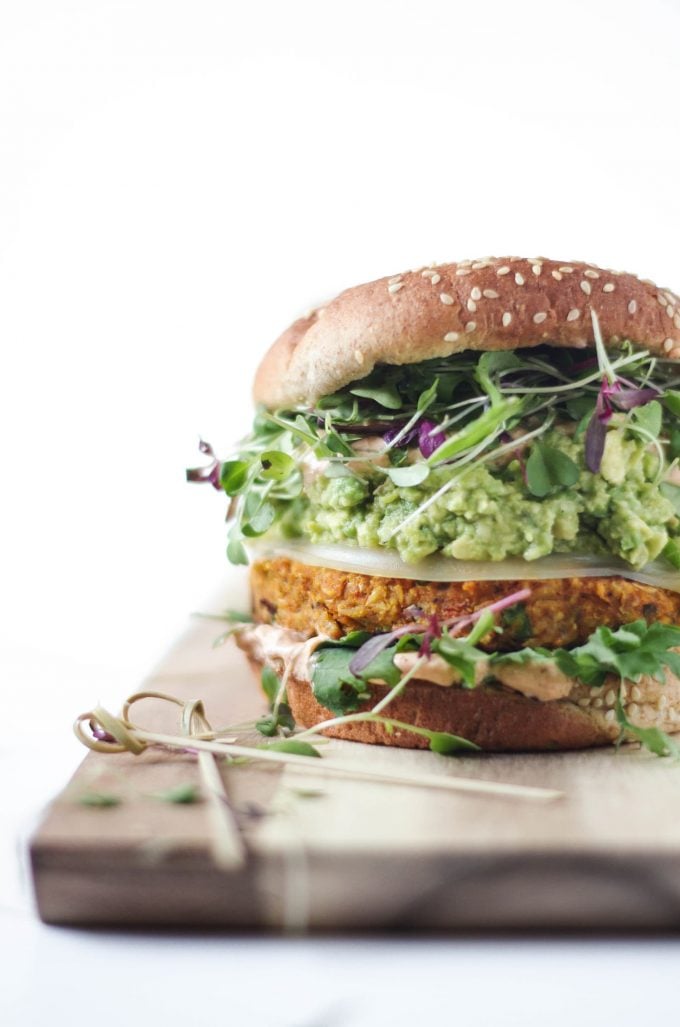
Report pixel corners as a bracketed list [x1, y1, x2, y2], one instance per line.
[3, 1, 680, 1023]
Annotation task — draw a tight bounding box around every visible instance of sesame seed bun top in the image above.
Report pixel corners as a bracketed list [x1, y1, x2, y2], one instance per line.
[252, 256, 680, 410]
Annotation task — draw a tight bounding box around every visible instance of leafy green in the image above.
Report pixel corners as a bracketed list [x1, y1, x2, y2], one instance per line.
[531, 620, 680, 688]
[260, 451, 295, 480]
[191, 342, 680, 566]
[256, 666, 295, 735]
[631, 400, 662, 439]
[662, 539, 680, 569]
[261, 739, 321, 758]
[615, 696, 680, 758]
[426, 397, 522, 465]
[77, 792, 121, 807]
[526, 443, 580, 498]
[153, 783, 202, 804]
[220, 460, 249, 494]
[384, 463, 430, 487]
[311, 641, 401, 714]
[501, 603, 533, 642]
[664, 390, 680, 419]
[427, 731, 479, 754]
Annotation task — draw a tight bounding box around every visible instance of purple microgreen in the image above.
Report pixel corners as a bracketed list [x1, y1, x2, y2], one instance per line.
[186, 438, 223, 489]
[445, 588, 532, 636]
[608, 387, 660, 411]
[89, 721, 117, 744]
[349, 626, 417, 675]
[383, 421, 419, 447]
[418, 419, 446, 458]
[418, 614, 443, 658]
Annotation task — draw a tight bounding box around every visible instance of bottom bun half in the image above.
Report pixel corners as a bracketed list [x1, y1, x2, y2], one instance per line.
[245, 657, 680, 753]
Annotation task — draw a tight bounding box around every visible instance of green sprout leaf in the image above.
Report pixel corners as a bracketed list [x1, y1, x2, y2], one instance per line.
[526, 443, 580, 498]
[77, 792, 121, 807]
[220, 460, 249, 495]
[260, 451, 295, 480]
[261, 739, 321, 758]
[350, 380, 403, 409]
[153, 783, 202, 804]
[427, 731, 480, 755]
[664, 390, 680, 419]
[631, 400, 662, 439]
[384, 463, 430, 487]
[241, 501, 276, 537]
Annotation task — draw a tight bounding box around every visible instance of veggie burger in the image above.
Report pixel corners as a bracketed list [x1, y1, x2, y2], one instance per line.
[189, 257, 680, 753]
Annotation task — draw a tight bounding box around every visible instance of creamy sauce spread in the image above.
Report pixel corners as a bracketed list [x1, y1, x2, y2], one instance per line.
[236, 623, 574, 702]
[235, 623, 329, 682]
[392, 652, 490, 687]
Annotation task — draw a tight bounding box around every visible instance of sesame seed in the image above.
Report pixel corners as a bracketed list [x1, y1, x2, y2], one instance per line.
[388, 275, 403, 284]
[559, 266, 574, 273]
[456, 267, 472, 276]
[502, 311, 512, 327]
[641, 278, 655, 285]
[467, 299, 477, 312]
[515, 272, 525, 285]
[532, 263, 542, 276]
[664, 338, 674, 352]
[465, 321, 477, 333]
[674, 315, 680, 329]
[589, 687, 601, 697]
[551, 270, 563, 281]
[458, 259, 473, 268]
[444, 331, 460, 342]
[470, 286, 482, 301]
[354, 350, 364, 365]
[658, 295, 668, 307]
[628, 300, 637, 315]
[440, 293, 454, 305]
[388, 282, 403, 294]
[483, 289, 499, 299]
[628, 702, 640, 719]
[593, 698, 603, 708]
[631, 686, 642, 702]
[666, 305, 675, 319]
[577, 698, 590, 708]
[496, 266, 511, 276]
[659, 695, 668, 709]
[471, 261, 489, 269]
[533, 311, 548, 324]
[584, 269, 600, 279]
[605, 710, 617, 724]
[421, 269, 436, 278]
[567, 308, 581, 321]
[603, 283, 615, 293]
[605, 690, 616, 706]
[663, 292, 676, 306]
[580, 280, 592, 295]
[430, 274, 441, 285]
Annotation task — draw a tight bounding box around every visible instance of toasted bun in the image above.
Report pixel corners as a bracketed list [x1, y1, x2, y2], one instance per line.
[253, 256, 680, 409]
[277, 666, 680, 753]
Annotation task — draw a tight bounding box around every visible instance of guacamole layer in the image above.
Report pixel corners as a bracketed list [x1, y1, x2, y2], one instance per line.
[279, 427, 678, 569]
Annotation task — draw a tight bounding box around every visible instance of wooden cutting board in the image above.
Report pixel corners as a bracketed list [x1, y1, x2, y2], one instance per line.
[30, 614, 680, 931]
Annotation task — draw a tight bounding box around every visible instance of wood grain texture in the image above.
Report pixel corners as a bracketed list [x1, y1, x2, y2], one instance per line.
[30, 614, 680, 931]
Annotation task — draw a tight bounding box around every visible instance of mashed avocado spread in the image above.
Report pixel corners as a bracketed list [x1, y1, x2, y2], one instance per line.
[289, 427, 677, 568]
